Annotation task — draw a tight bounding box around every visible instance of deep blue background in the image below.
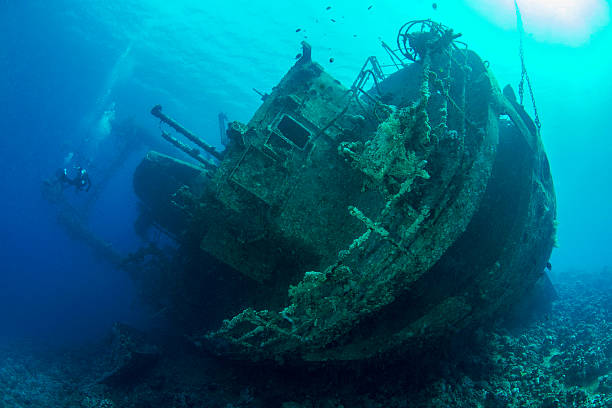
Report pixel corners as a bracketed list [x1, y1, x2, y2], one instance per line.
[0, 2, 142, 343]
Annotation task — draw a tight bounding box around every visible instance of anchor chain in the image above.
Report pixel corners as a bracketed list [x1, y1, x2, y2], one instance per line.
[515, 0, 542, 130]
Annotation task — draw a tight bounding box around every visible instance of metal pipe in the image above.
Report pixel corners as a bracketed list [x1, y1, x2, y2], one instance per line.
[380, 40, 406, 70]
[151, 105, 224, 161]
[160, 131, 217, 170]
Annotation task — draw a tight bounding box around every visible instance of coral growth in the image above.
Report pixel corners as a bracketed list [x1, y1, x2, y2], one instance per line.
[339, 105, 430, 196]
[3, 269, 612, 407]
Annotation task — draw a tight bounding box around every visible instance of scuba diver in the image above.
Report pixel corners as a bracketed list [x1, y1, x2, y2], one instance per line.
[57, 166, 91, 192]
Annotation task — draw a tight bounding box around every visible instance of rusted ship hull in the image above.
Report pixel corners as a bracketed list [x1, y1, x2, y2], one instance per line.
[134, 22, 556, 363]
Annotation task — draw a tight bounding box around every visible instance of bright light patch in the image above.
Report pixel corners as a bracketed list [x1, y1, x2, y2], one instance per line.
[465, 0, 610, 45]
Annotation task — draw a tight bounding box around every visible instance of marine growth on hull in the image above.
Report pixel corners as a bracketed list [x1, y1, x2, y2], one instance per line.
[133, 20, 557, 364]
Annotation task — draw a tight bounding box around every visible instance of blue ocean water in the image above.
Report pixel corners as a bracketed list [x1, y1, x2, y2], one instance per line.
[1, 0, 611, 404]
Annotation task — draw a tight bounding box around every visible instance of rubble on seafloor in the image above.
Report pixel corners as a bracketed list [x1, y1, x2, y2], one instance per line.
[1, 269, 611, 407]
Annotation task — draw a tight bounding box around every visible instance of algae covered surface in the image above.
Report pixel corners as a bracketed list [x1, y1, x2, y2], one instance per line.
[132, 23, 555, 363]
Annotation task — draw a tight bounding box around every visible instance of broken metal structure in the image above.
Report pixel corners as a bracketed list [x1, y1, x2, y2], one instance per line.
[134, 20, 556, 363]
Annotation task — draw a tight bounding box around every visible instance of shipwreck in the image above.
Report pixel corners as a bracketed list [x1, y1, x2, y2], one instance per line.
[133, 20, 556, 363]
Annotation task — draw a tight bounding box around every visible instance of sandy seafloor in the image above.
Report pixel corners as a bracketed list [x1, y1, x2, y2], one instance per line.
[0, 269, 610, 408]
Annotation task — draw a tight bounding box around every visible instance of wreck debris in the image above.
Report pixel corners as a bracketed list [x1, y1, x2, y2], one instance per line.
[98, 323, 160, 387]
[133, 20, 556, 364]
